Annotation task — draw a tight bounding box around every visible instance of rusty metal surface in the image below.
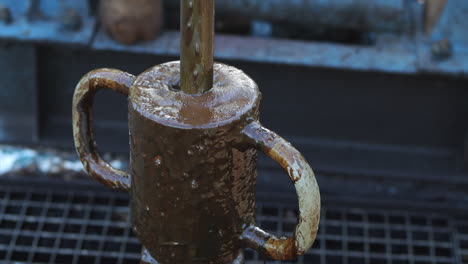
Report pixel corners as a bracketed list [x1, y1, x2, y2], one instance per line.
[129, 62, 261, 263]
[180, 0, 214, 94]
[72, 61, 321, 263]
[73, 68, 136, 191]
[241, 122, 320, 260]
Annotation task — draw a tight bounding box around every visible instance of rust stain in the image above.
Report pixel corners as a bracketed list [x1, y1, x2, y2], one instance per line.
[264, 237, 297, 260]
[129, 61, 260, 263]
[73, 61, 320, 263]
[72, 68, 135, 192]
[241, 121, 321, 259]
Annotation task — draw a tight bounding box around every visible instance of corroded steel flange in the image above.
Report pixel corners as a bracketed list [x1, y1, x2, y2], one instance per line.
[72, 61, 321, 264]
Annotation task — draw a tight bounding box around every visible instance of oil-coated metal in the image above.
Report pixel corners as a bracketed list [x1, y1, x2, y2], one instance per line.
[180, 0, 214, 94]
[72, 61, 320, 263]
[73, 69, 135, 191]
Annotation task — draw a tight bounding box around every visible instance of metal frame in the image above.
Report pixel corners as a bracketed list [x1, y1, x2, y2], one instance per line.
[0, 177, 466, 263]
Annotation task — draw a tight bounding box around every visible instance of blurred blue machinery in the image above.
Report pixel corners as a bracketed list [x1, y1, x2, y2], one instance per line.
[0, 0, 466, 75]
[0, 0, 94, 44]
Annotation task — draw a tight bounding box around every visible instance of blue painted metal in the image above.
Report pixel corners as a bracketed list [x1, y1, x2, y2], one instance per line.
[0, 0, 95, 44]
[0, 0, 467, 78]
[92, 0, 468, 78]
[416, 0, 468, 76]
[92, 29, 418, 75]
[166, 0, 409, 33]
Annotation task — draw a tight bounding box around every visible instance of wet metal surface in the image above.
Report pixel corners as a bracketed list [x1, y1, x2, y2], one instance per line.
[180, 0, 214, 94]
[128, 62, 261, 263]
[241, 122, 320, 260]
[73, 61, 321, 263]
[130, 62, 259, 128]
[73, 69, 135, 192]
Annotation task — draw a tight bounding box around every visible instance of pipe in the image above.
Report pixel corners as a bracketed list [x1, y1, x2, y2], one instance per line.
[180, 0, 215, 94]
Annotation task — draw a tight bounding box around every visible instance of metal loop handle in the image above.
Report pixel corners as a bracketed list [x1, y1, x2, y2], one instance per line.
[72, 68, 136, 192]
[240, 121, 321, 260]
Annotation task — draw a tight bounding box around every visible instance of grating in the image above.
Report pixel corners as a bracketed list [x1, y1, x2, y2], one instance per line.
[0, 178, 467, 264]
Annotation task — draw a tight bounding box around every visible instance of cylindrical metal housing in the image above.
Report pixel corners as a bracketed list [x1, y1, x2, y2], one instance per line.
[129, 61, 260, 264]
[73, 61, 320, 264]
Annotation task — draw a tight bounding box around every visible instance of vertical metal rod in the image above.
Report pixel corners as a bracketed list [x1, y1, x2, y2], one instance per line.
[180, 0, 214, 94]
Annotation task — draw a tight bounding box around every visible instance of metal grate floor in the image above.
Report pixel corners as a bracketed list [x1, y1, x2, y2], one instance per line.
[0, 178, 467, 264]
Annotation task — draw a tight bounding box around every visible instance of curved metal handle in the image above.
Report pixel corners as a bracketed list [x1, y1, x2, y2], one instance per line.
[72, 69, 136, 192]
[240, 121, 321, 260]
